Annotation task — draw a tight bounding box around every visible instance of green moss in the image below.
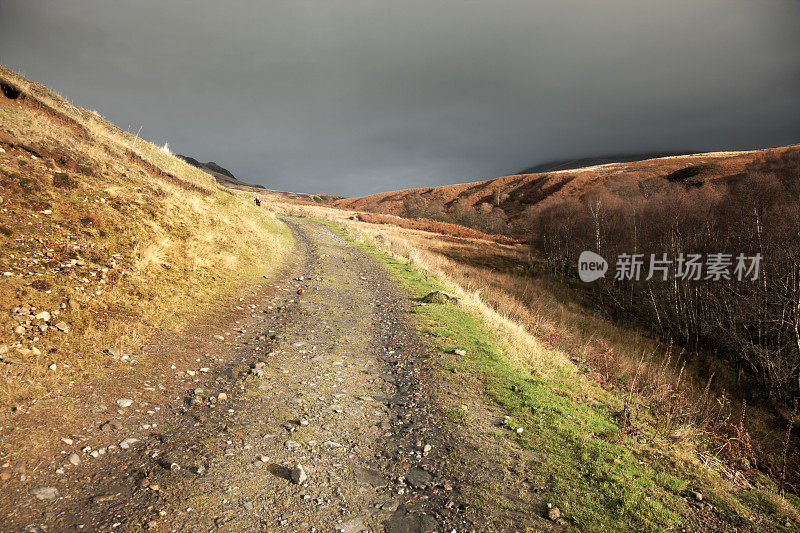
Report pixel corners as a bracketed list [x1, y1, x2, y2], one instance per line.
[445, 405, 472, 426]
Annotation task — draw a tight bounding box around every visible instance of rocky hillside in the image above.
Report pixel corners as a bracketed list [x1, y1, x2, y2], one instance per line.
[0, 63, 290, 424]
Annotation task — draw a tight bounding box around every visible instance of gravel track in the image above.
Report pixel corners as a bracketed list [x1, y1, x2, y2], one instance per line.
[2, 218, 477, 532]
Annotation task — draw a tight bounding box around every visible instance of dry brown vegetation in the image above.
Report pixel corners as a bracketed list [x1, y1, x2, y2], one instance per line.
[354, 211, 522, 245]
[332, 144, 800, 234]
[0, 65, 291, 427]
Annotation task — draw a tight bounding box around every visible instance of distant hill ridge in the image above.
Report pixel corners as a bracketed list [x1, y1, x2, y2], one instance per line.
[176, 155, 262, 190]
[177, 153, 344, 204]
[516, 151, 697, 174]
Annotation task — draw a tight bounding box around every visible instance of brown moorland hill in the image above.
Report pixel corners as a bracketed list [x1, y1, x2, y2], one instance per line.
[333, 144, 800, 228]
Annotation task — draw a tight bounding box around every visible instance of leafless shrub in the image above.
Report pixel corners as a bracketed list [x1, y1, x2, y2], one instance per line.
[526, 153, 800, 403]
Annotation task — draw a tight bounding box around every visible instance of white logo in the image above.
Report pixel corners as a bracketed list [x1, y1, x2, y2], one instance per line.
[578, 251, 608, 282]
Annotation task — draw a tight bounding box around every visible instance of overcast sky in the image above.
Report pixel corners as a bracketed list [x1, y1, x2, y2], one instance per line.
[1, 1, 799, 196]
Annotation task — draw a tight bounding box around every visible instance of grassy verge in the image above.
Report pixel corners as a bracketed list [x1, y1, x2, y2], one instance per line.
[320, 219, 798, 532]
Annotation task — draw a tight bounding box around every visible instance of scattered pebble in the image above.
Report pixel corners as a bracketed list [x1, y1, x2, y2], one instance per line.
[119, 437, 140, 450]
[291, 463, 307, 484]
[547, 504, 561, 521]
[31, 486, 60, 502]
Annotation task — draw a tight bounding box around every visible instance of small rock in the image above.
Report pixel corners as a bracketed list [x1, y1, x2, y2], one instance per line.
[119, 437, 140, 450]
[68, 453, 80, 466]
[516, 427, 524, 434]
[32, 486, 60, 501]
[100, 420, 122, 431]
[116, 399, 133, 408]
[61, 437, 73, 445]
[291, 463, 307, 484]
[213, 335, 225, 341]
[334, 516, 368, 533]
[48, 363, 57, 371]
[454, 349, 466, 356]
[547, 506, 561, 521]
[422, 290, 459, 304]
[691, 491, 703, 502]
[354, 467, 386, 488]
[34, 311, 51, 321]
[54, 321, 69, 332]
[405, 468, 432, 490]
[217, 393, 227, 401]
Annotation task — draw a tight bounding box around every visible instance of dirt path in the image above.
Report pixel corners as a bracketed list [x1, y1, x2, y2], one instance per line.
[3, 218, 478, 532]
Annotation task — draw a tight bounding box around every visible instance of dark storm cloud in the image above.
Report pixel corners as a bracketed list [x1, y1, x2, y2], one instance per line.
[2, 0, 799, 196]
